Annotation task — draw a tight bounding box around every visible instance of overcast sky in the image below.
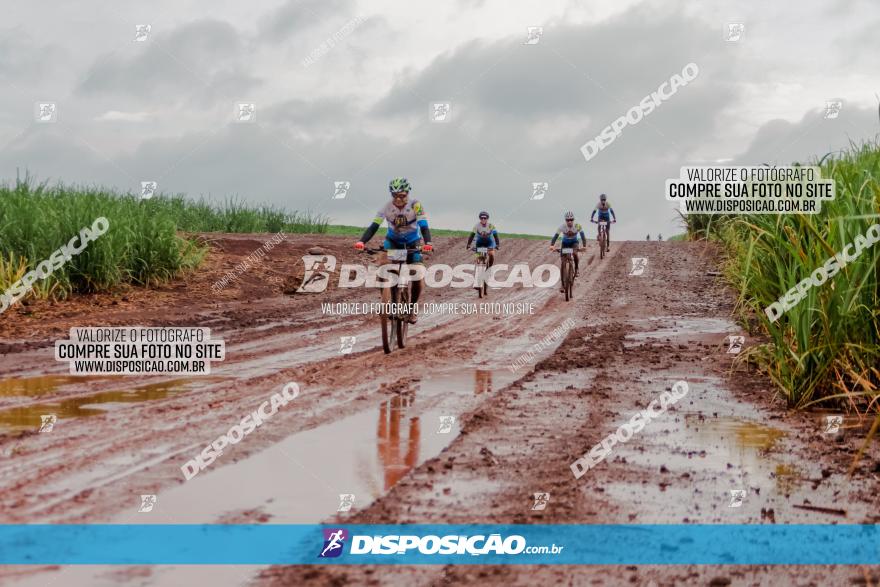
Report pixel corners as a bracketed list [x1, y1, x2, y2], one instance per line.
[2, 0, 878, 239]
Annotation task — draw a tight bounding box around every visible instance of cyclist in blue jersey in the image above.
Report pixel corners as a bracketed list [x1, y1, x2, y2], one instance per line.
[465, 211, 500, 263]
[355, 177, 433, 321]
[590, 193, 617, 252]
[550, 211, 586, 290]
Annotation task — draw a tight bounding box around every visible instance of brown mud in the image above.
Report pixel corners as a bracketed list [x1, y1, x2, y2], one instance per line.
[0, 235, 876, 586]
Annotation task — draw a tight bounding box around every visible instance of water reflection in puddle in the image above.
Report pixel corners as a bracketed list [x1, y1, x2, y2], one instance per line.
[134, 369, 513, 525]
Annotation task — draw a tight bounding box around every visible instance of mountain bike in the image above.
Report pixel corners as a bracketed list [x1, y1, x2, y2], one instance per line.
[597, 221, 609, 260]
[472, 246, 493, 298]
[554, 245, 576, 302]
[364, 245, 423, 354]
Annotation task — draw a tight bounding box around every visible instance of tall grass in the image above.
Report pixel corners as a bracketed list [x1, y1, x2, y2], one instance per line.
[0, 179, 327, 303]
[682, 143, 880, 412]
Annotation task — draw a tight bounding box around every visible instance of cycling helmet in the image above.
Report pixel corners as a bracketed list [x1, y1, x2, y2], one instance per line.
[599, 193, 607, 201]
[389, 177, 411, 194]
[478, 211, 489, 219]
[564, 211, 575, 220]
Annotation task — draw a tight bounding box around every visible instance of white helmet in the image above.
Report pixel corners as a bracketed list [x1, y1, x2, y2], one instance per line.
[564, 211, 575, 220]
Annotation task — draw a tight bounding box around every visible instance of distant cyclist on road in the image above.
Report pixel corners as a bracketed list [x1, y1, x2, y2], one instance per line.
[590, 193, 617, 252]
[465, 211, 500, 263]
[550, 211, 586, 288]
[355, 177, 433, 321]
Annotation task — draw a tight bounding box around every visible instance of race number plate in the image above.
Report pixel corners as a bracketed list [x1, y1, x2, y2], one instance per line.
[476, 247, 488, 253]
[599, 221, 608, 227]
[561, 248, 573, 254]
[387, 249, 408, 261]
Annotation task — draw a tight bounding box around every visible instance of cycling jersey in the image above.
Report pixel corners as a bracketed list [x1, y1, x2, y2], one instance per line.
[359, 199, 433, 248]
[372, 200, 429, 244]
[550, 222, 586, 246]
[591, 202, 615, 222]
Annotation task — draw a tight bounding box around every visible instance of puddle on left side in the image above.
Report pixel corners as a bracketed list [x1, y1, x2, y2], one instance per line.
[0, 379, 207, 433]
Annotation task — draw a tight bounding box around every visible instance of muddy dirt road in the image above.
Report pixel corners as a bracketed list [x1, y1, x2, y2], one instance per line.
[0, 235, 877, 586]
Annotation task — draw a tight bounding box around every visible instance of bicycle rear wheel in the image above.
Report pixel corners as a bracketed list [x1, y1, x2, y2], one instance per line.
[396, 287, 409, 348]
[561, 256, 572, 302]
[380, 287, 397, 354]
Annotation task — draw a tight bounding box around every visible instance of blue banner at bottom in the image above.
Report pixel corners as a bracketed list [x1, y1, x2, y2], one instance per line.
[0, 524, 878, 565]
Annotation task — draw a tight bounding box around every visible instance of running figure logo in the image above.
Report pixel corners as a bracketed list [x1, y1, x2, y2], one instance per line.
[725, 23, 744, 42]
[297, 255, 336, 293]
[824, 415, 843, 434]
[319, 528, 348, 558]
[437, 415, 455, 434]
[726, 335, 745, 354]
[36, 103, 57, 123]
[138, 494, 157, 513]
[333, 181, 350, 199]
[629, 258, 648, 276]
[337, 494, 355, 512]
[339, 336, 356, 355]
[430, 102, 451, 122]
[531, 492, 550, 510]
[39, 414, 57, 433]
[531, 182, 548, 200]
[728, 489, 746, 508]
[236, 103, 256, 122]
[523, 26, 543, 45]
[824, 100, 843, 119]
[134, 24, 151, 42]
[141, 181, 157, 200]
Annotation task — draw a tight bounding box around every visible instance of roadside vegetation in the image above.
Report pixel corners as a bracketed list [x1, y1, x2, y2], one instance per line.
[681, 142, 880, 419]
[0, 178, 327, 303]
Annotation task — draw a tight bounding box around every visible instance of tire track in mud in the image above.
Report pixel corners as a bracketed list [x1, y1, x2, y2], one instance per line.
[258, 241, 879, 587]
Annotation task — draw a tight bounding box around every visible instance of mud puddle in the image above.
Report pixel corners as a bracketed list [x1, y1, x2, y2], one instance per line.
[14, 369, 516, 587]
[0, 378, 211, 434]
[132, 368, 516, 525]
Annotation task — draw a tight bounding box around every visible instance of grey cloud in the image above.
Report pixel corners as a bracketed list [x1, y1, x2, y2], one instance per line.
[78, 20, 251, 99]
[258, 0, 354, 45]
